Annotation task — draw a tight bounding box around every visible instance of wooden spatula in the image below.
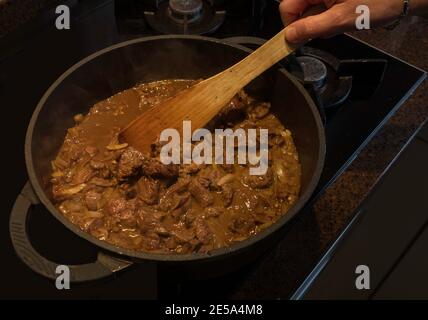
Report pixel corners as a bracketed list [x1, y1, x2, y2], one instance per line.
[120, 28, 304, 153]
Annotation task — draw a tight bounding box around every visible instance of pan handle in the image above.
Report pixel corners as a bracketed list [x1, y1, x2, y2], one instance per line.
[9, 182, 132, 282]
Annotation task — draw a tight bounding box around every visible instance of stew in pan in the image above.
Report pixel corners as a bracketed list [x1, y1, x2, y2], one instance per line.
[50, 80, 301, 254]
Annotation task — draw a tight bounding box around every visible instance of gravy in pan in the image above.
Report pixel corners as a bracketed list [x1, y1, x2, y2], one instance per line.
[50, 80, 301, 254]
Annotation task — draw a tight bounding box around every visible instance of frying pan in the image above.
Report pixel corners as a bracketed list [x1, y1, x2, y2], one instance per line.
[10, 35, 325, 282]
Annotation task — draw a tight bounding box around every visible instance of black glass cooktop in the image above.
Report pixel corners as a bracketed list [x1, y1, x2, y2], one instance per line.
[0, 0, 425, 299]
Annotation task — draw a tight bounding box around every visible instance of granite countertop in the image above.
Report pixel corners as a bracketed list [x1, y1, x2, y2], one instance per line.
[316, 16, 428, 246]
[0, 0, 57, 37]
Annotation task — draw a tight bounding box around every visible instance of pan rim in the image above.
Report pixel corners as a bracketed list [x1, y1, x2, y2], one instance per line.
[25, 35, 326, 262]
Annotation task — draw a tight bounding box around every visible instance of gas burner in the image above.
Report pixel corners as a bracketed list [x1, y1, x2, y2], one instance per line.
[291, 56, 327, 89]
[168, 0, 203, 24]
[287, 47, 387, 110]
[288, 48, 353, 110]
[144, 0, 226, 35]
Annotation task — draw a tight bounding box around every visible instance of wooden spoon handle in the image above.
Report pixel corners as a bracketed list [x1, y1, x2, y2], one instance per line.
[216, 4, 327, 92]
[214, 27, 298, 94]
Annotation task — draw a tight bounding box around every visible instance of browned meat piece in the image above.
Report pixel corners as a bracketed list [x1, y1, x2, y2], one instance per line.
[244, 168, 273, 189]
[142, 158, 179, 179]
[106, 198, 128, 216]
[105, 198, 139, 227]
[164, 236, 179, 250]
[84, 190, 101, 211]
[89, 177, 116, 187]
[251, 209, 274, 225]
[88, 218, 108, 240]
[181, 210, 196, 229]
[268, 134, 284, 147]
[89, 159, 105, 170]
[221, 184, 234, 207]
[179, 163, 204, 176]
[136, 207, 167, 233]
[219, 164, 234, 173]
[165, 178, 190, 195]
[188, 180, 213, 208]
[143, 232, 161, 250]
[63, 144, 84, 163]
[71, 165, 95, 185]
[108, 232, 136, 250]
[229, 216, 254, 235]
[170, 222, 196, 243]
[217, 90, 249, 124]
[159, 192, 191, 212]
[249, 102, 270, 120]
[194, 218, 213, 244]
[153, 226, 171, 237]
[117, 147, 144, 180]
[198, 168, 223, 190]
[137, 176, 160, 205]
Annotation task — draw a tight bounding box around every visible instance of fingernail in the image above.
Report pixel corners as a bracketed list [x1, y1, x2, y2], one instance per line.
[285, 27, 297, 42]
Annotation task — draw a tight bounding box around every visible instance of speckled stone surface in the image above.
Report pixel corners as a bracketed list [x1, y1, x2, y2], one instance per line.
[315, 16, 428, 247]
[0, 0, 57, 37]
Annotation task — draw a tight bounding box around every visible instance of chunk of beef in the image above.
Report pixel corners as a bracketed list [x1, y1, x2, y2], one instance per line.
[153, 226, 171, 237]
[159, 192, 191, 212]
[229, 216, 254, 235]
[244, 168, 273, 189]
[88, 218, 108, 240]
[179, 163, 204, 176]
[136, 207, 167, 233]
[221, 184, 234, 207]
[198, 168, 222, 190]
[219, 164, 234, 173]
[142, 158, 179, 179]
[171, 225, 195, 243]
[60, 143, 84, 164]
[143, 232, 161, 251]
[249, 102, 270, 120]
[166, 178, 190, 195]
[137, 176, 160, 205]
[194, 218, 213, 244]
[105, 198, 138, 228]
[117, 147, 144, 180]
[188, 180, 213, 208]
[217, 90, 249, 123]
[89, 177, 116, 187]
[71, 165, 95, 185]
[89, 159, 105, 170]
[84, 190, 101, 211]
[268, 134, 284, 147]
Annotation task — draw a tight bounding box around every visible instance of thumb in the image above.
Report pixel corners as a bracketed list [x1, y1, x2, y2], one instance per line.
[285, 5, 353, 43]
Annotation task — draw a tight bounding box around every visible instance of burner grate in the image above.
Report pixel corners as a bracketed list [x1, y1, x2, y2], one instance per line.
[144, 0, 226, 35]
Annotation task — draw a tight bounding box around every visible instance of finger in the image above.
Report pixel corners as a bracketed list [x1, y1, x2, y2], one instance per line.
[285, 4, 354, 43]
[279, 0, 324, 26]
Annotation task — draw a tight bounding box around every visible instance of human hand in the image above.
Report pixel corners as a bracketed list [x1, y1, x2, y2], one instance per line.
[280, 0, 409, 43]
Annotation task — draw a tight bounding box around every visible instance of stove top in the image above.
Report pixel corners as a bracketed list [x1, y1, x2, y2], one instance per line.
[0, 0, 425, 299]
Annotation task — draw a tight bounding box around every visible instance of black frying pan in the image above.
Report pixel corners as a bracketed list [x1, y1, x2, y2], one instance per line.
[10, 35, 325, 282]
